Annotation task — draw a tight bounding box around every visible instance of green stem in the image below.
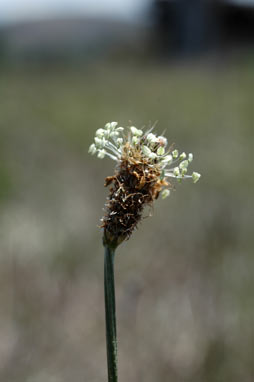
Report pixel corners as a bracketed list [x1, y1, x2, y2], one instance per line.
[104, 245, 118, 382]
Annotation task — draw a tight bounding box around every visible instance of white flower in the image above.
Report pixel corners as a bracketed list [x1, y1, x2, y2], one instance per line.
[179, 152, 186, 160]
[132, 136, 139, 145]
[130, 126, 143, 137]
[147, 133, 158, 144]
[88, 143, 97, 155]
[157, 146, 165, 156]
[96, 128, 105, 138]
[110, 131, 119, 139]
[161, 189, 170, 199]
[149, 152, 157, 160]
[179, 160, 189, 169]
[97, 149, 106, 159]
[158, 136, 168, 147]
[161, 155, 173, 164]
[110, 122, 118, 129]
[172, 149, 179, 159]
[142, 145, 152, 156]
[89, 122, 201, 198]
[94, 137, 103, 147]
[181, 167, 187, 176]
[116, 138, 123, 146]
[173, 167, 180, 177]
[192, 172, 201, 183]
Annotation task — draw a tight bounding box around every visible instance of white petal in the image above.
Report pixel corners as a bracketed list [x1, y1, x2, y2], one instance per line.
[94, 137, 102, 147]
[161, 154, 173, 164]
[97, 149, 106, 159]
[95, 128, 105, 138]
[116, 138, 123, 146]
[147, 133, 157, 143]
[149, 152, 157, 160]
[131, 126, 143, 137]
[142, 145, 151, 156]
[110, 122, 118, 129]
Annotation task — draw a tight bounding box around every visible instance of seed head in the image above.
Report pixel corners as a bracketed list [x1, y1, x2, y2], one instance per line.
[89, 122, 201, 248]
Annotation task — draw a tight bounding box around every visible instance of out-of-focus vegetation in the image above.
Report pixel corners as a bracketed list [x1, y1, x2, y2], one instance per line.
[0, 55, 253, 381]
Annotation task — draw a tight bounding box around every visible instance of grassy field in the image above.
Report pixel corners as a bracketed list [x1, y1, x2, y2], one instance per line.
[0, 56, 253, 381]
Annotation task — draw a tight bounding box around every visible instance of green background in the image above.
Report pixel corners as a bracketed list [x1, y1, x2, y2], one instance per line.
[0, 55, 253, 381]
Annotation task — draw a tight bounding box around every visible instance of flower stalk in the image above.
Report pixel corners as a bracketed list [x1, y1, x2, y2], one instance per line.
[104, 244, 118, 382]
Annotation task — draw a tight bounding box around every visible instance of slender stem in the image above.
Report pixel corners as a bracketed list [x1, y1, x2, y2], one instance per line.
[104, 245, 118, 382]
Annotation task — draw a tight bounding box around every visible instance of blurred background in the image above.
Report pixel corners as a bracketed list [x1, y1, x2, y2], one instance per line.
[0, 1, 254, 381]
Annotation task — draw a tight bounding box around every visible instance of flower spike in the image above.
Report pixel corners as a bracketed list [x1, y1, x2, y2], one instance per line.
[89, 122, 201, 247]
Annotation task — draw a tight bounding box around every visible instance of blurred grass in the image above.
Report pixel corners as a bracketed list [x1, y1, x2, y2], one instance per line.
[1, 58, 253, 185]
[0, 56, 254, 381]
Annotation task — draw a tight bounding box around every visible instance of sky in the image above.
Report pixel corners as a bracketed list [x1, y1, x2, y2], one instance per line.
[0, 0, 149, 24]
[2, 0, 254, 25]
